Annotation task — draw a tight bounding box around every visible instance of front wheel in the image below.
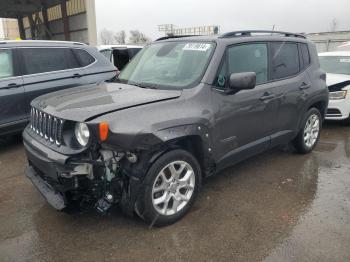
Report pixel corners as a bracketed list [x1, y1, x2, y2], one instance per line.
[293, 107, 322, 154]
[136, 149, 201, 227]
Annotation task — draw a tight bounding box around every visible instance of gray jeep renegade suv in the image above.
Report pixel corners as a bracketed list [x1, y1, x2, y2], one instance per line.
[23, 31, 328, 226]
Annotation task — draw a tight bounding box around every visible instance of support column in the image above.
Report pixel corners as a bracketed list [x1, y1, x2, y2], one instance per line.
[41, 0, 50, 39]
[85, 0, 97, 45]
[60, 0, 70, 41]
[28, 15, 36, 39]
[17, 16, 26, 40]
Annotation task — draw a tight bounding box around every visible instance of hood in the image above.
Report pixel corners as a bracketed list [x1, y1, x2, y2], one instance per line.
[326, 73, 350, 87]
[32, 82, 182, 122]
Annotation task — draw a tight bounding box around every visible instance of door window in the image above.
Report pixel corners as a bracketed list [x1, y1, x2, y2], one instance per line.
[227, 43, 268, 85]
[0, 49, 14, 79]
[21, 48, 79, 75]
[270, 42, 300, 79]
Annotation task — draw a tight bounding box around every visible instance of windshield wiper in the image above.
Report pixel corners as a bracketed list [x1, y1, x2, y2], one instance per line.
[129, 81, 159, 89]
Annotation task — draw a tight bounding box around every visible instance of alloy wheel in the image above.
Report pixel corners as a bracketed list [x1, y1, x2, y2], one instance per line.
[303, 114, 320, 148]
[152, 160, 195, 216]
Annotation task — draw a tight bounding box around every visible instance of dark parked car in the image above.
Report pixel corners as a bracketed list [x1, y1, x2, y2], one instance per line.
[0, 40, 117, 136]
[98, 45, 142, 71]
[24, 31, 328, 226]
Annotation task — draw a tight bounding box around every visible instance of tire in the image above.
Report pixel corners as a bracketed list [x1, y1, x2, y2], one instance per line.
[293, 107, 322, 154]
[136, 149, 202, 227]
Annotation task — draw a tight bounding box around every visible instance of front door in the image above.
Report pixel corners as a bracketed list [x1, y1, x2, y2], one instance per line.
[211, 43, 278, 169]
[0, 48, 26, 134]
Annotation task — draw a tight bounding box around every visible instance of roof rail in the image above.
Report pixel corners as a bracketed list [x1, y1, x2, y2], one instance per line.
[0, 40, 87, 45]
[155, 35, 198, 41]
[219, 30, 306, 39]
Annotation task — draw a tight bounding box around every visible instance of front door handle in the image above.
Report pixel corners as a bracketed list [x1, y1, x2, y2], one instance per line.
[72, 73, 82, 78]
[260, 92, 275, 101]
[299, 82, 311, 90]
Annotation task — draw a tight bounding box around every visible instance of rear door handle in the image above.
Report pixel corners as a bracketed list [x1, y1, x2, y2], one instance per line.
[5, 83, 21, 89]
[260, 92, 275, 101]
[72, 73, 82, 78]
[299, 82, 311, 90]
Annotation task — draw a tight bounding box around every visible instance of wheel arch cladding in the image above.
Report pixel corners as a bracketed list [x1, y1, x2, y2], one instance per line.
[308, 100, 327, 119]
[152, 124, 215, 177]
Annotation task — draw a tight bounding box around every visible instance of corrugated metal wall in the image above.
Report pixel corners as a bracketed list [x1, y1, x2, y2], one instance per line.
[22, 0, 88, 43]
[23, 0, 86, 28]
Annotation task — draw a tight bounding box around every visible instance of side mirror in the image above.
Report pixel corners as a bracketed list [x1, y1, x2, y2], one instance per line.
[229, 72, 256, 91]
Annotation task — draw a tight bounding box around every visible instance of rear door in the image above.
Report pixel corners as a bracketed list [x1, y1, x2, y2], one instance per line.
[268, 42, 309, 146]
[0, 48, 26, 133]
[21, 47, 84, 115]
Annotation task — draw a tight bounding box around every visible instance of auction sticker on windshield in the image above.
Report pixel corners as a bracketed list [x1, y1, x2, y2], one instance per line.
[183, 43, 211, 51]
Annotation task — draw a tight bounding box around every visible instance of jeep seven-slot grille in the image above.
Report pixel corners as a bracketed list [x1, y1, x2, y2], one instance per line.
[30, 107, 64, 146]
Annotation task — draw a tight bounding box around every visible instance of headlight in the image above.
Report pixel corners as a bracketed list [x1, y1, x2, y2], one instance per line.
[329, 90, 347, 100]
[74, 122, 90, 146]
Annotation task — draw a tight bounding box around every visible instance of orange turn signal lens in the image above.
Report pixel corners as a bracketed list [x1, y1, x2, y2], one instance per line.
[99, 122, 109, 141]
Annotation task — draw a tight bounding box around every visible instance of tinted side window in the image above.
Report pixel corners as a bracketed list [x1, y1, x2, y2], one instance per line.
[0, 49, 14, 79]
[100, 49, 112, 61]
[270, 42, 300, 79]
[22, 48, 78, 75]
[72, 49, 95, 67]
[300, 43, 311, 68]
[227, 43, 268, 84]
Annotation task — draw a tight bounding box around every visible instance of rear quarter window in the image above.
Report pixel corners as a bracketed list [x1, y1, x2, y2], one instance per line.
[300, 43, 311, 68]
[72, 49, 95, 67]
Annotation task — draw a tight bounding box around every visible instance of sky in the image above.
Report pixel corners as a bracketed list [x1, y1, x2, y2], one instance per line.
[95, 0, 350, 42]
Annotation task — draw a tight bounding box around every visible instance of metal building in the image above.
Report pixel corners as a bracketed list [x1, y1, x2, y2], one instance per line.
[158, 24, 220, 36]
[307, 31, 350, 52]
[0, 0, 97, 45]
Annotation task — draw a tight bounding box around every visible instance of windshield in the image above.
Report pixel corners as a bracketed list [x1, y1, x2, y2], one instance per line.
[118, 41, 215, 89]
[319, 56, 350, 75]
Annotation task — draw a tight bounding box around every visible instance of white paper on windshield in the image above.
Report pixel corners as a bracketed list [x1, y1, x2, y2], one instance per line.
[183, 43, 211, 52]
[340, 58, 350, 63]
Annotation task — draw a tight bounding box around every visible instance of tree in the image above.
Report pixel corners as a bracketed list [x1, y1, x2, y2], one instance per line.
[129, 30, 151, 44]
[329, 19, 338, 32]
[114, 30, 126, 44]
[99, 28, 115, 44]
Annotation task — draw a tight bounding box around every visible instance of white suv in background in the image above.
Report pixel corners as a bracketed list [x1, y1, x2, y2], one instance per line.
[319, 51, 350, 123]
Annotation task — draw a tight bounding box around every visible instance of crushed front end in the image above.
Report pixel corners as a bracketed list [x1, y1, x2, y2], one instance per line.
[23, 106, 143, 215]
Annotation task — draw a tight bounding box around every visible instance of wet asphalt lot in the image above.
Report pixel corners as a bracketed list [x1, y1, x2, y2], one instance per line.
[0, 123, 349, 262]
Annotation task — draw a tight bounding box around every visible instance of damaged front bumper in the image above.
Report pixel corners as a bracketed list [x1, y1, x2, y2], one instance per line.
[23, 129, 142, 215]
[25, 166, 66, 210]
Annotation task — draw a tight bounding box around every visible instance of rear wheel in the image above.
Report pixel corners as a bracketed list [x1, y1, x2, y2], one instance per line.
[293, 107, 322, 154]
[136, 149, 201, 227]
